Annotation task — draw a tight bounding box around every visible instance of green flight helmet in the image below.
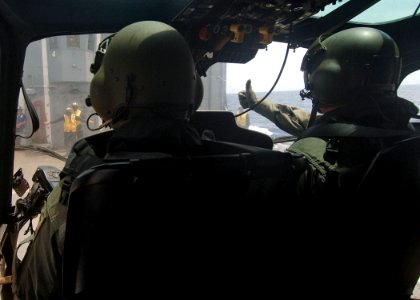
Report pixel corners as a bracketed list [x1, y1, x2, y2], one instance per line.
[301, 27, 401, 107]
[90, 21, 197, 128]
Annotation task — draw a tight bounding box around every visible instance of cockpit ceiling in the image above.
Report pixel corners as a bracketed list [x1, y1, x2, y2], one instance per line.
[3, 0, 337, 35]
[0, 0, 338, 74]
[2, 0, 419, 75]
[171, 0, 342, 74]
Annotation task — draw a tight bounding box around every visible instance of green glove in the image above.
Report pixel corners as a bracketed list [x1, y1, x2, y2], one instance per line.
[237, 79, 258, 109]
[245, 79, 259, 105]
[238, 90, 250, 109]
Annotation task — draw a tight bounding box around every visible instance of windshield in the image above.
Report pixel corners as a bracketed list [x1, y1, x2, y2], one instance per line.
[313, 0, 420, 23]
[16, 31, 420, 154]
[19, 35, 107, 157]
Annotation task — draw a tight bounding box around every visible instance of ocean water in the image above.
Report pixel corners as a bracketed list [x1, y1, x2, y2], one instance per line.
[227, 84, 420, 138]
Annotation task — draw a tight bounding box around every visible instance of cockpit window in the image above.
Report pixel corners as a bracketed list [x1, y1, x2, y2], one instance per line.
[223, 43, 308, 138]
[18, 29, 420, 149]
[314, 0, 420, 24]
[398, 70, 420, 121]
[67, 35, 80, 48]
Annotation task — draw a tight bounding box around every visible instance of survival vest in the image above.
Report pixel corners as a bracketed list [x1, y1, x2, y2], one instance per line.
[287, 122, 418, 198]
[63, 114, 76, 133]
[59, 130, 113, 205]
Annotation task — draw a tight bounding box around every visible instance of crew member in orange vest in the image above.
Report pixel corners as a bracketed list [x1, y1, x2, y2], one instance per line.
[72, 102, 84, 140]
[46, 106, 77, 155]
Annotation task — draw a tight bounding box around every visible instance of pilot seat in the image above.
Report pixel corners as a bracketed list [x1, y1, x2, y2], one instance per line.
[61, 113, 303, 298]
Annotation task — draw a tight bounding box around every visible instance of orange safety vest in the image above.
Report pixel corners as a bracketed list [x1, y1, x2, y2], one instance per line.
[64, 114, 77, 132]
[74, 109, 82, 126]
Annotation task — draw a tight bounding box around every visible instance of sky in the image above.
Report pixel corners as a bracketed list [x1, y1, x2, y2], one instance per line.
[226, 43, 307, 93]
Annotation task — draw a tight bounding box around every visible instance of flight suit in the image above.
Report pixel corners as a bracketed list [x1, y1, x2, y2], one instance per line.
[12, 132, 110, 300]
[238, 85, 310, 137]
[13, 116, 203, 299]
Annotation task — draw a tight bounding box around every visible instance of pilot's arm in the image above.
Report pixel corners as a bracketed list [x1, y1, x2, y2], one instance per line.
[238, 79, 310, 137]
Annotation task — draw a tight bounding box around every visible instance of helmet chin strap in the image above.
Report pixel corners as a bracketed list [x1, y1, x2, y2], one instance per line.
[299, 88, 317, 129]
[111, 74, 135, 126]
[307, 102, 319, 129]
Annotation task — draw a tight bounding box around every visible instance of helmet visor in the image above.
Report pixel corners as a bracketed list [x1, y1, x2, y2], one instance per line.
[300, 35, 329, 73]
[90, 34, 115, 74]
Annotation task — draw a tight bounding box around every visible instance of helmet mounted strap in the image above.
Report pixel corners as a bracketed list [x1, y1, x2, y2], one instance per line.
[111, 74, 134, 125]
[307, 100, 319, 129]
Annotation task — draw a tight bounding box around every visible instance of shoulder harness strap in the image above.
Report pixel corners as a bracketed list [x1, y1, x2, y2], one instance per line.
[60, 131, 113, 204]
[302, 122, 417, 139]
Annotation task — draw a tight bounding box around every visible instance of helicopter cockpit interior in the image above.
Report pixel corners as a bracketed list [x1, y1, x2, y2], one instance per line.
[1, 0, 420, 299]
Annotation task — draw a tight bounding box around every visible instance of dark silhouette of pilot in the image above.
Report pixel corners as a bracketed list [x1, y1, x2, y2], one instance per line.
[13, 21, 203, 300]
[289, 27, 418, 299]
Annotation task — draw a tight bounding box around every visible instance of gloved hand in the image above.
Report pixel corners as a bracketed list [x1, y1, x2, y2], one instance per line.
[238, 90, 249, 109]
[237, 79, 258, 109]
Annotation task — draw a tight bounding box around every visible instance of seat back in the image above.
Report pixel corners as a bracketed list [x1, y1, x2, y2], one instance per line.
[62, 141, 298, 298]
[190, 110, 273, 149]
[358, 135, 420, 193]
[355, 136, 420, 298]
